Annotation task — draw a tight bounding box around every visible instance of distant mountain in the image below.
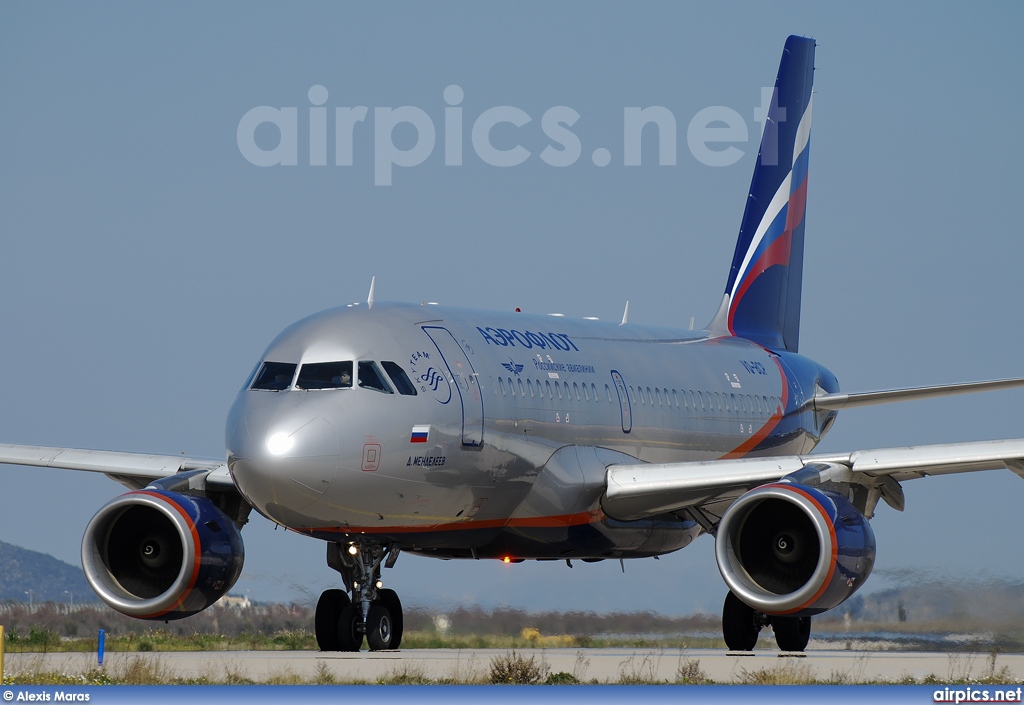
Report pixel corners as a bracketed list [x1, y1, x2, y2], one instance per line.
[0, 541, 91, 603]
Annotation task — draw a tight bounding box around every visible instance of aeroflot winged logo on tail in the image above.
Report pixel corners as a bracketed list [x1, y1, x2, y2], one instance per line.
[725, 36, 815, 354]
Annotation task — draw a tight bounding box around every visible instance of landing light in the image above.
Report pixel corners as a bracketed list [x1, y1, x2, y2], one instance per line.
[266, 432, 294, 456]
[348, 545, 359, 556]
[375, 580, 383, 589]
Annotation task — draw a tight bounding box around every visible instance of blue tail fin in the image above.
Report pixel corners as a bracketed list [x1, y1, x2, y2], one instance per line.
[710, 35, 815, 352]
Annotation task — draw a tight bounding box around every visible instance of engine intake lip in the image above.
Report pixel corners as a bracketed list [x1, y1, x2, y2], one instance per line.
[81, 491, 199, 618]
[715, 483, 836, 614]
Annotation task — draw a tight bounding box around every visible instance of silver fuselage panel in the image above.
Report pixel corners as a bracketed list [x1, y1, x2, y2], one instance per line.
[226, 303, 826, 559]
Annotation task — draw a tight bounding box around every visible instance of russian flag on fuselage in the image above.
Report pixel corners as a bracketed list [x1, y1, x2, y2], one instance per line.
[724, 35, 815, 354]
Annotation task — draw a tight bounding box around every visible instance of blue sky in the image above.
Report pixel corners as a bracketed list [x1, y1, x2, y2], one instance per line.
[1, 2, 1022, 616]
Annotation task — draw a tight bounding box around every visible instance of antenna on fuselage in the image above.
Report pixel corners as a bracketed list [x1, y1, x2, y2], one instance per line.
[367, 276, 376, 309]
[619, 300, 630, 326]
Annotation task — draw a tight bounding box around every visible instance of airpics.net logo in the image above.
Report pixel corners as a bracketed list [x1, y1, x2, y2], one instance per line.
[236, 84, 787, 186]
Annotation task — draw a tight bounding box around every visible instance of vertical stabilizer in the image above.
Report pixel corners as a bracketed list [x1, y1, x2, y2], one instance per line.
[710, 36, 815, 352]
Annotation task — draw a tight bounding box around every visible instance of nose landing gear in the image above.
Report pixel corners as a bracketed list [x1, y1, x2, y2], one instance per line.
[315, 541, 403, 652]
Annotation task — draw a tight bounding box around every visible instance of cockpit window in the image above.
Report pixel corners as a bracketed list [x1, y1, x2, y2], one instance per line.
[240, 360, 262, 393]
[297, 361, 353, 390]
[357, 361, 393, 393]
[250, 362, 297, 391]
[381, 361, 417, 396]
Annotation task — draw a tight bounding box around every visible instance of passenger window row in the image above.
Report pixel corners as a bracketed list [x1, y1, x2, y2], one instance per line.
[625, 386, 781, 417]
[250, 360, 417, 396]
[492, 375, 780, 417]
[498, 377, 608, 403]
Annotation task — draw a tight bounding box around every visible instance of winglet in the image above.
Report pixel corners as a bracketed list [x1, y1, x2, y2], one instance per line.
[620, 300, 630, 326]
[367, 276, 376, 309]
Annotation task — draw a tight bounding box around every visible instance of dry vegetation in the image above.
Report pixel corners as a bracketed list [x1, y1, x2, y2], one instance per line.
[0, 601, 727, 653]
[3, 597, 1024, 685]
[4, 598, 1024, 654]
[3, 649, 1019, 685]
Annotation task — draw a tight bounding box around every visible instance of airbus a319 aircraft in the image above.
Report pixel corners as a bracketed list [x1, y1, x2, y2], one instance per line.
[4, 35, 1024, 653]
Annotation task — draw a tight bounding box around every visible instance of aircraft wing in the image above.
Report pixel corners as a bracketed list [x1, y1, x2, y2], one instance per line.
[602, 437, 1024, 522]
[0, 443, 233, 490]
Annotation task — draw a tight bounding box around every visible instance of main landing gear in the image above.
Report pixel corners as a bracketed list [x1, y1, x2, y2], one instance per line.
[315, 542, 404, 651]
[722, 591, 811, 652]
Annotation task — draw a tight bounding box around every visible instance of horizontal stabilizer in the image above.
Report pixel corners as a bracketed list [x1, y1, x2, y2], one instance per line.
[813, 377, 1024, 411]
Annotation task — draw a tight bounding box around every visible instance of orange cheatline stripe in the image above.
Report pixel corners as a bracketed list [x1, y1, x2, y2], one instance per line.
[299, 508, 607, 536]
[721, 354, 790, 459]
[720, 408, 783, 459]
[758, 483, 838, 616]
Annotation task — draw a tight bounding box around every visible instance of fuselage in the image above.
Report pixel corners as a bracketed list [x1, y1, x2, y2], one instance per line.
[225, 302, 839, 560]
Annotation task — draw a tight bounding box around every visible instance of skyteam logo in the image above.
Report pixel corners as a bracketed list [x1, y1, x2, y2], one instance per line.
[408, 350, 452, 404]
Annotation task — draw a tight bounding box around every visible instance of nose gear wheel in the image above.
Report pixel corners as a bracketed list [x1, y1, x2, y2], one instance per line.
[315, 541, 402, 651]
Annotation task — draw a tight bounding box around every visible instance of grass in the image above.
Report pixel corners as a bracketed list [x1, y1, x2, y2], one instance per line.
[675, 654, 710, 684]
[2, 629, 320, 654]
[11, 627, 1017, 655]
[488, 650, 549, 684]
[3, 648, 1019, 685]
[3, 609, 1021, 685]
[2, 654, 174, 685]
[2, 628, 730, 654]
[6, 601, 1022, 654]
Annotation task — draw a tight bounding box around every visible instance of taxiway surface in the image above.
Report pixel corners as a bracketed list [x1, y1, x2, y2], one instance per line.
[6, 647, 1022, 683]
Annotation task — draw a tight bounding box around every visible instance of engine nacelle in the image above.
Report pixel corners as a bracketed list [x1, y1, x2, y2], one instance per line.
[81, 489, 244, 620]
[715, 482, 875, 615]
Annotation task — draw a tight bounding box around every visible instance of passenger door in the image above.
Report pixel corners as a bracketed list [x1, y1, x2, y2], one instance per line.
[611, 370, 632, 434]
[422, 326, 484, 447]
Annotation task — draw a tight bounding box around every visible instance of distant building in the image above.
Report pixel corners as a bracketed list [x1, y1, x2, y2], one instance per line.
[218, 594, 252, 610]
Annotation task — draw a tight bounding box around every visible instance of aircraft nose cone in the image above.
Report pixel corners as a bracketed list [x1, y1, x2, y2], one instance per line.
[226, 392, 339, 522]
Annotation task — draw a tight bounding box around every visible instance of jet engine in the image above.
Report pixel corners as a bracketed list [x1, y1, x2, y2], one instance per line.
[81, 489, 244, 620]
[715, 482, 875, 615]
